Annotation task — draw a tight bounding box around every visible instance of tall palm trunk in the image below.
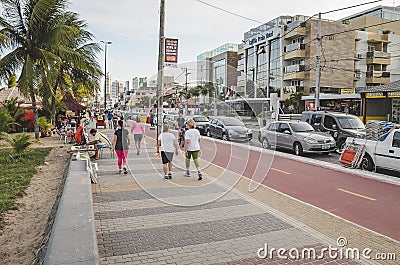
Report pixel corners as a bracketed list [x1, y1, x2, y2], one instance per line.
[51, 78, 60, 124]
[30, 88, 39, 139]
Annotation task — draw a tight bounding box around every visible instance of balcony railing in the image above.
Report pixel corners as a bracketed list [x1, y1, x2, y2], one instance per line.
[284, 43, 305, 53]
[366, 71, 390, 78]
[284, 64, 305, 73]
[283, 86, 304, 94]
[366, 51, 391, 58]
[284, 21, 306, 31]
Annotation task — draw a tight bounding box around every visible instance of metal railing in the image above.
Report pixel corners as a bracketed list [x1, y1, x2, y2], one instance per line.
[284, 64, 305, 73]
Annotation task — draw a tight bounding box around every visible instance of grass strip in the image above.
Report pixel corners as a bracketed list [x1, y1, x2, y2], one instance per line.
[0, 147, 52, 221]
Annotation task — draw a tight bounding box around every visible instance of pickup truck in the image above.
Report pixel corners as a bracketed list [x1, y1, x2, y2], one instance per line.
[346, 128, 400, 172]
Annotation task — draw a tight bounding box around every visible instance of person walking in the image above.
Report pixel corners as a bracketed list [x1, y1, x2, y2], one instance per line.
[112, 120, 130, 174]
[112, 113, 119, 129]
[183, 119, 202, 180]
[107, 111, 113, 129]
[131, 117, 145, 155]
[157, 124, 179, 180]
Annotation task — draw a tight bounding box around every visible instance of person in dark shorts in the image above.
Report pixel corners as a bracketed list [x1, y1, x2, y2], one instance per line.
[157, 124, 179, 180]
[112, 120, 130, 174]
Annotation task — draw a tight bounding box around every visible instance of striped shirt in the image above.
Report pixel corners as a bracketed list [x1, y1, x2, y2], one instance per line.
[94, 132, 111, 146]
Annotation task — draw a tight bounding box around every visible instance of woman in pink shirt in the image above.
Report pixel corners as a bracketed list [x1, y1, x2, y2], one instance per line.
[131, 117, 144, 155]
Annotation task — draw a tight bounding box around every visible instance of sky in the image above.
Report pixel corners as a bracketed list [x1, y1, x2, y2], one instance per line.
[68, 0, 398, 87]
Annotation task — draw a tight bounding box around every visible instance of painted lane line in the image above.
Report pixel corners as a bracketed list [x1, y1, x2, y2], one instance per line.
[270, 168, 291, 175]
[338, 188, 376, 201]
[231, 155, 243, 160]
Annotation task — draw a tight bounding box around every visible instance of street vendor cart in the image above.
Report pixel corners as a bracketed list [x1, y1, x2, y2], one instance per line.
[96, 114, 106, 128]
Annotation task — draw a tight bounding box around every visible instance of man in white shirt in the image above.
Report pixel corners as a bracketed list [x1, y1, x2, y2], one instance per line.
[183, 119, 202, 180]
[157, 124, 179, 180]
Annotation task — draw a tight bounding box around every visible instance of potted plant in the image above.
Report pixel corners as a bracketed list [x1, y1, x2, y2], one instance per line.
[38, 117, 54, 137]
[257, 111, 272, 127]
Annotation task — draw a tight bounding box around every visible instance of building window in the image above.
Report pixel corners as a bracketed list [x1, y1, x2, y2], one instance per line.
[269, 38, 282, 95]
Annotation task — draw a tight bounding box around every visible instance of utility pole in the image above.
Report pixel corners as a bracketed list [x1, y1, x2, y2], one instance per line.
[184, 67, 188, 115]
[213, 66, 217, 116]
[315, 12, 322, 110]
[101, 41, 112, 109]
[156, 0, 165, 139]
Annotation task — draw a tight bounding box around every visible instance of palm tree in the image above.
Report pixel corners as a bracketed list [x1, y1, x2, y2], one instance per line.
[200, 83, 209, 104]
[47, 12, 102, 123]
[189, 86, 200, 113]
[0, 0, 84, 139]
[288, 91, 305, 113]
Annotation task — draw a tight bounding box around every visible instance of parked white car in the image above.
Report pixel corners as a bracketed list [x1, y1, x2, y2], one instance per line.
[347, 128, 400, 172]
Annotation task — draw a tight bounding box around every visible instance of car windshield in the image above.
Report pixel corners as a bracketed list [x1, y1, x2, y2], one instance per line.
[194, 117, 208, 122]
[290, 123, 314, 132]
[337, 117, 365, 129]
[221, 117, 244, 126]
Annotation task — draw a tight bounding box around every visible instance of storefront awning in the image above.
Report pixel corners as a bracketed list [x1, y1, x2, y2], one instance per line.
[359, 80, 400, 93]
[63, 93, 86, 111]
[302, 93, 361, 101]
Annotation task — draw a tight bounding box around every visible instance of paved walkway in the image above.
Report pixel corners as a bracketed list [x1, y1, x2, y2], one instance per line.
[91, 128, 398, 265]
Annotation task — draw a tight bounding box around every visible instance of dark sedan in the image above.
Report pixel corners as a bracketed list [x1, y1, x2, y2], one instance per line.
[186, 115, 209, 135]
[205, 116, 252, 141]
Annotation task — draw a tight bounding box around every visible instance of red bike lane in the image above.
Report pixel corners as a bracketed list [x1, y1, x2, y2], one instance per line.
[145, 127, 400, 241]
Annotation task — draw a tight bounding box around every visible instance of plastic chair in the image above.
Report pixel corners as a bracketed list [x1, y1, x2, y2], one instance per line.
[99, 145, 114, 159]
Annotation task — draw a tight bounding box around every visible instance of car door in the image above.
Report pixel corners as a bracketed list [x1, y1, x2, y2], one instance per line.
[323, 115, 339, 140]
[215, 120, 224, 138]
[376, 131, 400, 171]
[277, 122, 292, 149]
[208, 119, 217, 136]
[310, 113, 324, 131]
[266, 122, 279, 146]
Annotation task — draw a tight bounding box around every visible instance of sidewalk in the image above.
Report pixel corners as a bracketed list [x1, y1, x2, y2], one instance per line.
[92, 128, 399, 265]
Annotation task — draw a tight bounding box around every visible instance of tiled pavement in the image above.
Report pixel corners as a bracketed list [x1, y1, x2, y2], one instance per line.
[92, 129, 398, 265]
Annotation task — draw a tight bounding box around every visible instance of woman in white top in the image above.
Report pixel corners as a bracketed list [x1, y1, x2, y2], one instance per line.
[183, 119, 202, 180]
[157, 124, 179, 180]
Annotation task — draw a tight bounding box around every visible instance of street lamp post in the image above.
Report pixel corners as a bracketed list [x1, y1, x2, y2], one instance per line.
[101, 41, 112, 109]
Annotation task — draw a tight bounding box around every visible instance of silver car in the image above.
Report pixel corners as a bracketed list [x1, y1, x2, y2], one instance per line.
[259, 121, 336, 156]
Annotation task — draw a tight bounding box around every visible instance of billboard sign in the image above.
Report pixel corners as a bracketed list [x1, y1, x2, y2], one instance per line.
[165, 38, 178, 65]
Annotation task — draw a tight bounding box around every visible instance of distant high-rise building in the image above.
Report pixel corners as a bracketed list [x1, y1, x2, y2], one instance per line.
[111, 80, 120, 98]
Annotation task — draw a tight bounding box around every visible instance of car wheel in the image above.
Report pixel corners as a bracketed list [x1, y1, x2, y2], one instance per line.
[262, 138, 270, 149]
[222, 133, 228, 141]
[206, 130, 211, 137]
[293, 142, 303, 156]
[360, 154, 374, 171]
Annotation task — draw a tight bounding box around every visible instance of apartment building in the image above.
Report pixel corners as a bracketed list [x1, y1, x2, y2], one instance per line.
[197, 43, 240, 102]
[235, 5, 400, 115]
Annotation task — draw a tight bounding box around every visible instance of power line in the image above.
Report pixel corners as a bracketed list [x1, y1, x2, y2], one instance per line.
[323, 19, 400, 38]
[193, 0, 262, 24]
[321, 0, 383, 15]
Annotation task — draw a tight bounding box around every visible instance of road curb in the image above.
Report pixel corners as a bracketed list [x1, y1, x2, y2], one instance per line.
[44, 155, 98, 265]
